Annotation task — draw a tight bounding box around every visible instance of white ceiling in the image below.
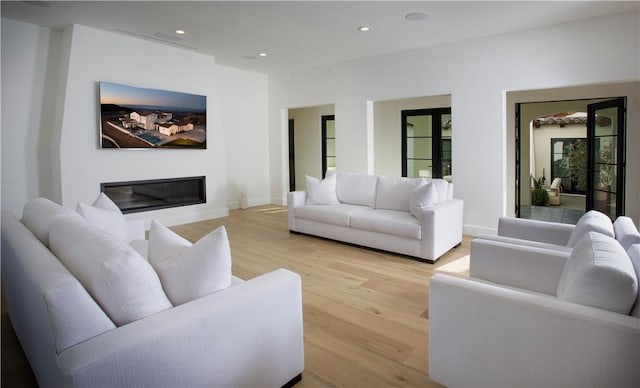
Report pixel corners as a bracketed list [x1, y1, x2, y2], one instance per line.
[2, 1, 638, 74]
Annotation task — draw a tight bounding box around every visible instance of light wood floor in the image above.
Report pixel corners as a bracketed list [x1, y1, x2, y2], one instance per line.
[2, 205, 472, 387]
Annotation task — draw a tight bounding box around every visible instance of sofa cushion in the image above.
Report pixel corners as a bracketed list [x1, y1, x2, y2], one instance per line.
[49, 216, 172, 326]
[410, 182, 438, 220]
[334, 171, 378, 208]
[294, 203, 369, 227]
[614, 216, 640, 251]
[350, 209, 421, 240]
[566, 210, 614, 248]
[627, 244, 640, 318]
[44, 279, 116, 353]
[22, 197, 78, 247]
[557, 232, 638, 314]
[305, 174, 339, 205]
[375, 176, 424, 212]
[148, 221, 232, 306]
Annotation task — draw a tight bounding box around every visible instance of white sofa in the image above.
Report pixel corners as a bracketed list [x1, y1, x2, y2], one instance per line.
[1, 197, 304, 387]
[429, 214, 640, 387]
[287, 171, 463, 263]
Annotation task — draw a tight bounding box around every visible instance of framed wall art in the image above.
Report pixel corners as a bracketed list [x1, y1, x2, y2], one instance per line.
[99, 81, 207, 149]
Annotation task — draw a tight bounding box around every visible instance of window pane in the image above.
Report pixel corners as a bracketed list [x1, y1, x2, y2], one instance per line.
[407, 138, 432, 159]
[407, 159, 431, 178]
[407, 115, 432, 137]
[594, 108, 617, 136]
[326, 156, 336, 170]
[326, 139, 335, 157]
[326, 120, 335, 138]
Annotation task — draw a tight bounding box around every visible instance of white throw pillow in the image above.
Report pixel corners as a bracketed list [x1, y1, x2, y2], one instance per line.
[148, 221, 232, 306]
[566, 210, 614, 247]
[430, 179, 449, 203]
[305, 174, 339, 205]
[557, 232, 638, 314]
[409, 183, 438, 220]
[93, 192, 122, 213]
[49, 216, 172, 326]
[77, 202, 130, 243]
[627, 244, 640, 318]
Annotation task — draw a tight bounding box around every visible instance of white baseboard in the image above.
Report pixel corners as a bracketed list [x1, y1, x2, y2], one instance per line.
[463, 224, 497, 237]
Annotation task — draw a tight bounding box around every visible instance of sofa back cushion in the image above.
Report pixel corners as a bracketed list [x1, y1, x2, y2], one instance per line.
[614, 216, 640, 251]
[334, 171, 378, 208]
[375, 176, 424, 211]
[22, 198, 78, 247]
[557, 232, 638, 315]
[566, 210, 614, 247]
[627, 244, 640, 318]
[49, 216, 172, 326]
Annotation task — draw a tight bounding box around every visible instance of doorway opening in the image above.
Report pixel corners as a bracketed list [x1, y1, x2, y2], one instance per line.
[516, 97, 626, 223]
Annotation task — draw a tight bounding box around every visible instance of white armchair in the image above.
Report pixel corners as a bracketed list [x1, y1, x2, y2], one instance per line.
[478, 210, 614, 253]
[429, 230, 640, 387]
[545, 177, 563, 205]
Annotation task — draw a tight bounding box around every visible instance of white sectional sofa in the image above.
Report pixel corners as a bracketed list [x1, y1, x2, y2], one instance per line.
[287, 171, 463, 263]
[1, 197, 304, 387]
[429, 212, 640, 387]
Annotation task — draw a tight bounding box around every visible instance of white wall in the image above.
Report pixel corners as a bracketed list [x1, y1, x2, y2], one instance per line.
[268, 11, 640, 234]
[1, 18, 63, 216]
[1, 20, 270, 226]
[216, 65, 269, 209]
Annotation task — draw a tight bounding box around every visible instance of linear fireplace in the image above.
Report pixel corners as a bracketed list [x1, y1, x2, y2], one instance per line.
[101, 176, 206, 214]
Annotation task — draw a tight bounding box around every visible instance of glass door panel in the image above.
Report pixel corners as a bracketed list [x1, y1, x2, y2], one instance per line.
[441, 113, 452, 178]
[402, 108, 450, 179]
[321, 115, 335, 177]
[587, 98, 625, 220]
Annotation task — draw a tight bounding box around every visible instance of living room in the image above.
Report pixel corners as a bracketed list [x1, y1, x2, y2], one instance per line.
[2, 1, 639, 386]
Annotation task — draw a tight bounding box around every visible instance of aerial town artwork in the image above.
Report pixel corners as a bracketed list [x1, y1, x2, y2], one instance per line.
[99, 81, 206, 149]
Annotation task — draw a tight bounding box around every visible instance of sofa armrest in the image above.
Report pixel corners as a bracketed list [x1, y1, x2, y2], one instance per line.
[498, 217, 574, 246]
[429, 273, 640, 387]
[287, 191, 307, 231]
[418, 198, 463, 261]
[58, 269, 304, 387]
[470, 237, 569, 295]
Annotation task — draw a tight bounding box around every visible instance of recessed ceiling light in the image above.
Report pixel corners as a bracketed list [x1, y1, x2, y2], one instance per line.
[175, 29, 186, 35]
[258, 52, 268, 57]
[358, 26, 371, 32]
[405, 12, 429, 22]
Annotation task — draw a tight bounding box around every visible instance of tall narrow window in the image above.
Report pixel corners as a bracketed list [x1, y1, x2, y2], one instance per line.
[322, 115, 335, 178]
[402, 108, 451, 179]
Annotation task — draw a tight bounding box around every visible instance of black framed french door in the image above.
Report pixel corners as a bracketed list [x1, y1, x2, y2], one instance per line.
[587, 97, 626, 220]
